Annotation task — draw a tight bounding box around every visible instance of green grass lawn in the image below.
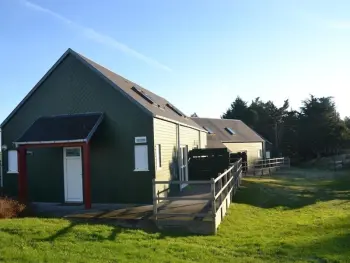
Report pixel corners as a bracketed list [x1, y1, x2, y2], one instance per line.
[1, 168, 350, 263]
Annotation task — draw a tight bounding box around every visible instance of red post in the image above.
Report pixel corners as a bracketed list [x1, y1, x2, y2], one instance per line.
[17, 146, 27, 203]
[83, 143, 91, 209]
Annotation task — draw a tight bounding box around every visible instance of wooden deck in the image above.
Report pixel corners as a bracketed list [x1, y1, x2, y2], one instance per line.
[32, 184, 214, 234]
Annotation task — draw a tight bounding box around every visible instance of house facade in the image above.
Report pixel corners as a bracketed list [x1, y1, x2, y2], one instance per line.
[0, 49, 207, 208]
[191, 117, 265, 165]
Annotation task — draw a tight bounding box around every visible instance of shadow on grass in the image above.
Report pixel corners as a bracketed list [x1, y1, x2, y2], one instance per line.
[30, 217, 196, 242]
[234, 168, 350, 209]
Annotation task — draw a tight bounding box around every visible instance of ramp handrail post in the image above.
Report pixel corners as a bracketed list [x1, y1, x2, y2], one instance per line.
[211, 177, 216, 216]
[152, 179, 158, 221]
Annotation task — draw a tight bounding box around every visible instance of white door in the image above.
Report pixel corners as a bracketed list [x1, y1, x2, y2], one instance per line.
[179, 145, 189, 190]
[63, 147, 83, 202]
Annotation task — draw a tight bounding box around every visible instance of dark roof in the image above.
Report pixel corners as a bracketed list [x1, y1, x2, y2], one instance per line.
[74, 51, 203, 131]
[1, 49, 204, 132]
[15, 113, 103, 144]
[191, 117, 265, 143]
[206, 135, 227, 148]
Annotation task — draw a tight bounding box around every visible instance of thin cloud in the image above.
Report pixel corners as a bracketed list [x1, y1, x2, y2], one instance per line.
[297, 10, 350, 30]
[22, 0, 172, 72]
[328, 20, 350, 29]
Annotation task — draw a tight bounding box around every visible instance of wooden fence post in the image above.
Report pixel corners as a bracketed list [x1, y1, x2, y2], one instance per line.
[211, 177, 217, 234]
[224, 171, 228, 198]
[219, 172, 224, 204]
[152, 179, 157, 221]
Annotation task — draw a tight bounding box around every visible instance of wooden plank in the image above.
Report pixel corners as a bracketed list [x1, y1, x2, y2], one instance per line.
[155, 196, 213, 201]
[154, 180, 211, 185]
[155, 212, 210, 217]
[214, 163, 235, 182]
[215, 176, 234, 199]
[216, 187, 233, 213]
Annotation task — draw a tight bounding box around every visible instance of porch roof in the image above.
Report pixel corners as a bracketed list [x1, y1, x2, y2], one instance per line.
[14, 112, 103, 146]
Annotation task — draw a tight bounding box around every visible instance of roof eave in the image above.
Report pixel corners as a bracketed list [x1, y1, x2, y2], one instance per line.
[14, 139, 86, 147]
[221, 140, 265, 143]
[0, 48, 155, 129]
[154, 115, 207, 132]
[0, 49, 73, 128]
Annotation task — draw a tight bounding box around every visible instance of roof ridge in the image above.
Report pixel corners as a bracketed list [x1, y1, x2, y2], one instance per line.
[71, 50, 204, 131]
[1, 48, 204, 132]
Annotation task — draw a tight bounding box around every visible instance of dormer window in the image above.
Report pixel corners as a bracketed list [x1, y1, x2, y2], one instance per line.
[225, 127, 236, 135]
[166, 103, 185, 117]
[203, 126, 214, 134]
[131, 86, 154, 104]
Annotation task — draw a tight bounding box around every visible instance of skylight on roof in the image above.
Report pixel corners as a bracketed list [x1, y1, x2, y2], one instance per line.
[203, 126, 214, 134]
[131, 86, 154, 104]
[166, 103, 185, 117]
[225, 127, 236, 135]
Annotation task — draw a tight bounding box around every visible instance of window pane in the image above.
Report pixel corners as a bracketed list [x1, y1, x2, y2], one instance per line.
[65, 148, 81, 157]
[8, 150, 18, 172]
[135, 145, 148, 171]
[156, 144, 162, 169]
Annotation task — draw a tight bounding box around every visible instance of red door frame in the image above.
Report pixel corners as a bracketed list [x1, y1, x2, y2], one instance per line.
[17, 142, 91, 209]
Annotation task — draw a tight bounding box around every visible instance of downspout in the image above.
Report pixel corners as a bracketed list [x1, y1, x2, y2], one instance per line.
[263, 141, 266, 159]
[176, 124, 180, 179]
[198, 130, 201, 149]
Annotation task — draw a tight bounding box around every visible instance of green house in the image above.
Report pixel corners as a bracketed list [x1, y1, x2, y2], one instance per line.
[0, 49, 207, 208]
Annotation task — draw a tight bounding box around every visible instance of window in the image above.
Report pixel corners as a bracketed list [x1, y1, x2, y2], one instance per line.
[8, 150, 18, 173]
[225, 127, 236, 135]
[65, 148, 81, 157]
[131, 86, 154, 104]
[166, 103, 185, 117]
[258, 149, 263, 158]
[203, 126, 214, 134]
[134, 145, 149, 171]
[155, 144, 162, 169]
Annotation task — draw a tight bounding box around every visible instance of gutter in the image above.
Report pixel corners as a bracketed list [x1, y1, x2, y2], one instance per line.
[155, 115, 207, 133]
[15, 139, 86, 147]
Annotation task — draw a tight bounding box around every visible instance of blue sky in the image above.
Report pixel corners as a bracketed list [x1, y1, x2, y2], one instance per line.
[1, 0, 350, 123]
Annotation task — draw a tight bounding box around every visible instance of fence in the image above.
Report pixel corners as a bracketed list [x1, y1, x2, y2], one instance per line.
[152, 158, 242, 234]
[188, 148, 230, 180]
[248, 157, 290, 176]
[328, 157, 350, 171]
[212, 158, 242, 230]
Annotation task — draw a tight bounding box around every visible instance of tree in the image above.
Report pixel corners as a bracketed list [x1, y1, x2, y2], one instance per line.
[221, 97, 250, 121]
[279, 110, 300, 158]
[222, 94, 349, 161]
[190, 113, 198, 117]
[344, 116, 350, 129]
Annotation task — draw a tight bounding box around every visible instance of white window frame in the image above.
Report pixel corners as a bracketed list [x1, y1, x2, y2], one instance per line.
[179, 145, 189, 190]
[7, 150, 18, 173]
[155, 144, 162, 170]
[134, 145, 149, 172]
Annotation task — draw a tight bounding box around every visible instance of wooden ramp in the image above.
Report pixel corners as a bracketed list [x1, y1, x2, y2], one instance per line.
[153, 159, 243, 235]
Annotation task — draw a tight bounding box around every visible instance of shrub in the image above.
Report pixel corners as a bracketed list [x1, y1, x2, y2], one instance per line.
[0, 197, 26, 219]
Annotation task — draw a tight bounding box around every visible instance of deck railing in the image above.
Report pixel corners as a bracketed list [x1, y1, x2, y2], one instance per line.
[247, 157, 290, 176]
[152, 158, 243, 234]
